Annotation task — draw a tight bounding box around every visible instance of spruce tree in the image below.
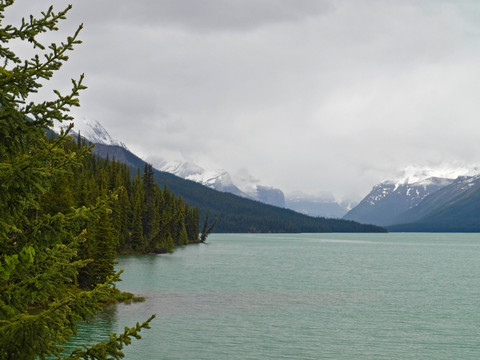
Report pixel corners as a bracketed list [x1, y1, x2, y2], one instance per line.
[142, 163, 157, 245]
[89, 207, 117, 286]
[130, 170, 145, 251]
[0, 2, 153, 358]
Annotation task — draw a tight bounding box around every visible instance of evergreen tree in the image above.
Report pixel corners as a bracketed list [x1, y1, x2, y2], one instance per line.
[142, 163, 157, 245]
[89, 208, 117, 286]
[0, 2, 152, 358]
[113, 185, 130, 250]
[130, 170, 145, 250]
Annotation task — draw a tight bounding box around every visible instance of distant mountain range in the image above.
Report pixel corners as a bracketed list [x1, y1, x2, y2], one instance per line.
[64, 119, 480, 232]
[285, 193, 355, 218]
[65, 119, 350, 217]
[91, 143, 383, 233]
[61, 119, 383, 233]
[344, 172, 480, 232]
[152, 158, 353, 217]
[153, 158, 286, 207]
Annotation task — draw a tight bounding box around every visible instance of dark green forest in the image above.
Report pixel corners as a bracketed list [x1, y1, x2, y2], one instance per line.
[44, 135, 201, 288]
[92, 144, 387, 234]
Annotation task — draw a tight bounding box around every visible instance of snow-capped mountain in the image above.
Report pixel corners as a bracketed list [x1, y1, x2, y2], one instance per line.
[343, 164, 480, 226]
[393, 165, 480, 184]
[343, 176, 454, 226]
[152, 159, 285, 206]
[55, 118, 287, 207]
[153, 159, 244, 197]
[154, 159, 204, 179]
[57, 119, 356, 215]
[54, 118, 128, 149]
[390, 173, 480, 228]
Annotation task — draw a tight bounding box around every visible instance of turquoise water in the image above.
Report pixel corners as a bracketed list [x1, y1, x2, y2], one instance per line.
[68, 233, 480, 359]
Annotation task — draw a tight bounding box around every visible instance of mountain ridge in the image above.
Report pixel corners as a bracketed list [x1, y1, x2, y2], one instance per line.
[343, 177, 454, 226]
[387, 174, 480, 232]
[92, 143, 385, 233]
[72, 118, 350, 215]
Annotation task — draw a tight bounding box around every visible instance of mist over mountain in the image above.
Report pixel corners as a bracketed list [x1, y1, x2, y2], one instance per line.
[285, 192, 353, 218]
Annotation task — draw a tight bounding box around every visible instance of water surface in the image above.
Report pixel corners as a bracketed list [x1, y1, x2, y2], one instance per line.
[68, 233, 480, 359]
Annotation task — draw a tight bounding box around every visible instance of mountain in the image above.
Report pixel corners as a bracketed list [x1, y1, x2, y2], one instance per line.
[92, 144, 385, 233]
[158, 159, 247, 197]
[66, 119, 359, 214]
[255, 186, 285, 208]
[285, 192, 352, 218]
[153, 159, 247, 198]
[154, 159, 352, 214]
[387, 174, 480, 232]
[343, 177, 454, 226]
[61, 118, 384, 232]
[64, 119, 288, 207]
[153, 159, 286, 207]
[55, 118, 128, 149]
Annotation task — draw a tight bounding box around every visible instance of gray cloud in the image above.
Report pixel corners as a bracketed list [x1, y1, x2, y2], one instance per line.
[9, 0, 480, 200]
[71, 0, 334, 31]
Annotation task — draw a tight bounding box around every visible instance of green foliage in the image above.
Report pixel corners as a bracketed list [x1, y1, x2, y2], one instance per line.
[0, 2, 170, 358]
[66, 315, 155, 360]
[35, 134, 203, 255]
[36, 131, 202, 288]
[57, 144, 201, 256]
[89, 208, 116, 286]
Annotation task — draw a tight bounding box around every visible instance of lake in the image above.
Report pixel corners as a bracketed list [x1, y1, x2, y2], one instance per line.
[67, 233, 480, 359]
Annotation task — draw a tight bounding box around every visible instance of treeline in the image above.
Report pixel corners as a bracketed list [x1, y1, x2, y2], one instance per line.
[92, 143, 387, 234]
[41, 135, 200, 288]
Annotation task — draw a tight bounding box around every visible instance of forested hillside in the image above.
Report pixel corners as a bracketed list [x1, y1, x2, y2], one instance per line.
[93, 144, 386, 233]
[44, 135, 200, 285]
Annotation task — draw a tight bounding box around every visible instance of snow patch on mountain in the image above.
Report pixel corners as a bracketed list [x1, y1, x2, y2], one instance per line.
[150, 157, 246, 197]
[154, 159, 204, 179]
[358, 164, 480, 208]
[455, 173, 480, 192]
[393, 165, 480, 185]
[344, 174, 457, 226]
[187, 169, 237, 190]
[153, 159, 233, 190]
[364, 177, 455, 207]
[53, 118, 128, 149]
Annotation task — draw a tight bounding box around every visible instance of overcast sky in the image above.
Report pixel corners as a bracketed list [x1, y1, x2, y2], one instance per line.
[8, 0, 480, 201]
